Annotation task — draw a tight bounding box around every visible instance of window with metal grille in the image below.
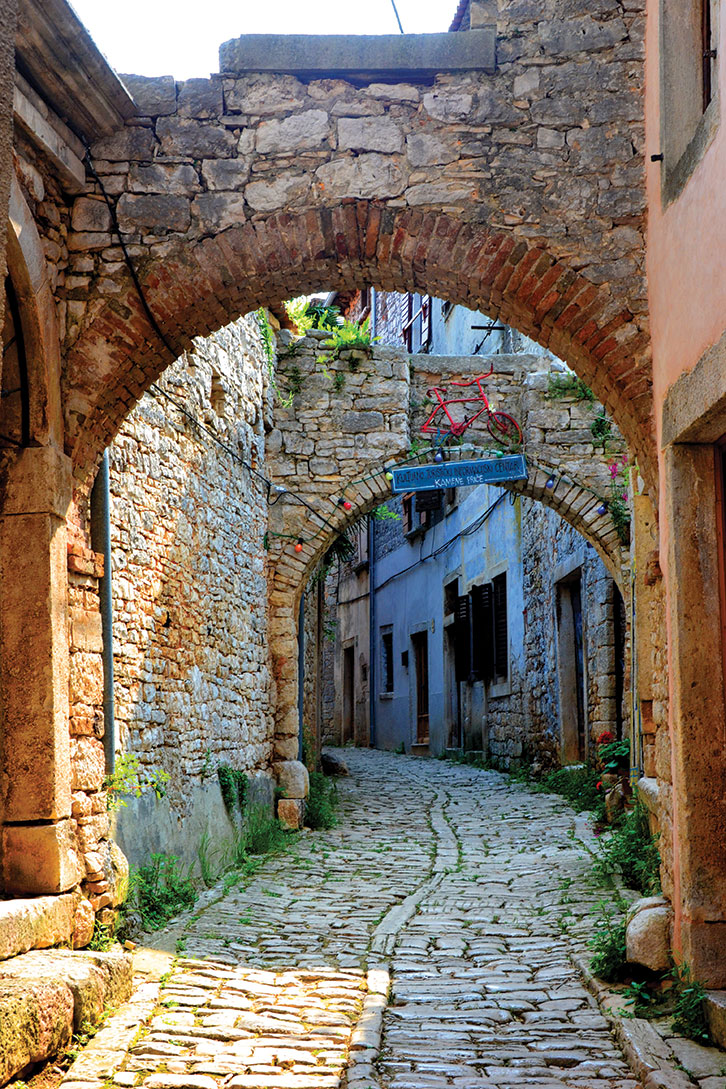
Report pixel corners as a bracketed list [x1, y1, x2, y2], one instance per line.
[493, 572, 508, 681]
[381, 628, 394, 693]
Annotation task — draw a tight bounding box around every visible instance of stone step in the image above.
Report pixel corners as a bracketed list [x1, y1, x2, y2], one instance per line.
[0, 947, 132, 1085]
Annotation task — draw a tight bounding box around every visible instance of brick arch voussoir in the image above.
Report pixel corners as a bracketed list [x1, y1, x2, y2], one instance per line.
[66, 203, 654, 499]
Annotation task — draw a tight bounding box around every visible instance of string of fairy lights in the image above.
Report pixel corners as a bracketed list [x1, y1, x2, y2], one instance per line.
[87, 146, 617, 561]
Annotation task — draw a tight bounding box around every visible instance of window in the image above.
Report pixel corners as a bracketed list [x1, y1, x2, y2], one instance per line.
[660, 0, 720, 201]
[471, 582, 494, 682]
[454, 593, 473, 682]
[402, 293, 432, 353]
[380, 628, 394, 694]
[444, 578, 459, 617]
[402, 492, 434, 536]
[493, 572, 508, 682]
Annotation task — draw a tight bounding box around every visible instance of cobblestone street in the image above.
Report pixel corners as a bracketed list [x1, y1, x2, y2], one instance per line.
[64, 751, 636, 1089]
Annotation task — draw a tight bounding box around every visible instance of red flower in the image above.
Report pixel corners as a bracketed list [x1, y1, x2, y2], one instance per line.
[597, 730, 615, 745]
[596, 781, 603, 791]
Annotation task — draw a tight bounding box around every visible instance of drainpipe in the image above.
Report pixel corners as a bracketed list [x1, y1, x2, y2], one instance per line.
[298, 593, 305, 762]
[90, 450, 116, 772]
[370, 288, 377, 340]
[368, 515, 377, 749]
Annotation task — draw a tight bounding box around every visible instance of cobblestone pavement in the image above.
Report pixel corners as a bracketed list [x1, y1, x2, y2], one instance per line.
[62, 751, 637, 1089]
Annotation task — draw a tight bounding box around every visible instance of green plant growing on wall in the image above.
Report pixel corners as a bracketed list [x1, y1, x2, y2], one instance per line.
[591, 409, 613, 448]
[322, 317, 373, 361]
[371, 504, 401, 521]
[672, 965, 710, 1042]
[305, 772, 339, 830]
[333, 371, 346, 392]
[256, 308, 294, 408]
[592, 803, 661, 895]
[104, 753, 170, 812]
[607, 453, 631, 545]
[284, 296, 341, 334]
[217, 764, 248, 819]
[588, 899, 628, 981]
[129, 853, 197, 931]
[547, 372, 594, 402]
[286, 365, 303, 398]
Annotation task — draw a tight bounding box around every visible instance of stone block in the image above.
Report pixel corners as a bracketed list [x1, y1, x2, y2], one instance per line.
[201, 159, 250, 190]
[245, 173, 310, 213]
[128, 163, 199, 195]
[71, 737, 106, 792]
[120, 74, 177, 116]
[274, 760, 310, 800]
[625, 896, 672, 971]
[71, 197, 111, 233]
[0, 893, 78, 961]
[277, 798, 304, 830]
[117, 193, 191, 234]
[177, 78, 223, 119]
[338, 116, 403, 153]
[69, 608, 103, 653]
[0, 948, 132, 1033]
[406, 133, 458, 167]
[0, 978, 74, 1084]
[72, 898, 95, 949]
[156, 117, 236, 159]
[192, 192, 246, 232]
[3, 820, 83, 895]
[256, 110, 330, 154]
[91, 126, 156, 162]
[316, 153, 406, 199]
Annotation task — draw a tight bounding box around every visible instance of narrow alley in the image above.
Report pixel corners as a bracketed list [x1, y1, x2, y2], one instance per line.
[65, 752, 638, 1089]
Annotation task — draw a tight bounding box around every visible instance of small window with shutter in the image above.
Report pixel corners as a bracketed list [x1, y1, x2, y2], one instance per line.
[454, 594, 472, 682]
[492, 572, 509, 682]
[471, 583, 494, 682]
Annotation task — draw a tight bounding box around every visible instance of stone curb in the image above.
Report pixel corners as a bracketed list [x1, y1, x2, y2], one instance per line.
[572, 954, 691, 1087]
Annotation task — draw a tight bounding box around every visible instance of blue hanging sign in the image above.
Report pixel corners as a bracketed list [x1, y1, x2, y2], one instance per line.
[390, 454, 528, 494]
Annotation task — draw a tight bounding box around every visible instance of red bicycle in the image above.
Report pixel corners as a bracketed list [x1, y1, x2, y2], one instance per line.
[421, 368, 522, 447]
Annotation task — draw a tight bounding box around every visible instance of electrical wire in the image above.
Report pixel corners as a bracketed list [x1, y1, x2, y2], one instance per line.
[390, 0, 405, 33]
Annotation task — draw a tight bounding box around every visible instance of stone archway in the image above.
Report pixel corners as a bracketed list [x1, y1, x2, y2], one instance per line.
[56, 5, 650, 494]
[263, 333, 631, 758]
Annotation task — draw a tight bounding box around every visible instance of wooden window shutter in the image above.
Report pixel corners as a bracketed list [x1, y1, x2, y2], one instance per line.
[472, 583, 494, 682]
[493, 572, 508, 680]
[455, 594, 472, 682]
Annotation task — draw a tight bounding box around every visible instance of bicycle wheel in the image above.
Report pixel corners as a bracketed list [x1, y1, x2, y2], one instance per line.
[487, 411, 522, 447]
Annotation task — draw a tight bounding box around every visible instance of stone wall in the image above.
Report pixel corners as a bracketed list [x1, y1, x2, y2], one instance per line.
[106, 315, 275, 866]
[514, 499, 625, 770]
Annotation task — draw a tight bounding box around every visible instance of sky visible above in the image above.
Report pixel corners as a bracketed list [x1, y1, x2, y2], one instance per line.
[70, 0, 455, 80]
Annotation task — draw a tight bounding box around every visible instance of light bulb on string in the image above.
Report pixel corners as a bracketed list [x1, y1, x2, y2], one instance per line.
[338, 497, 353, 511]
[433, 449, 444, 464]
[597, 502, 608, 516]
[294, 539, 304, 553]
[545, 475, 556, 490]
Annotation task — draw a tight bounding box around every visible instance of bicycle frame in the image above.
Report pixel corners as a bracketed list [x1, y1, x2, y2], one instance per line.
[421, 369, 497, 438]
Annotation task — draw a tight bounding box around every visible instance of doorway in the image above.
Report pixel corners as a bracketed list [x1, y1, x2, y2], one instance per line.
[556, 572, 587, 763]
[444, 626, 462, 748]
[412, 631, 429, 746]
[342, 644, 355, 745]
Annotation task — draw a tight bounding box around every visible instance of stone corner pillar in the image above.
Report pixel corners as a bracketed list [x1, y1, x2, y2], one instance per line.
[1, 445, 75, 894]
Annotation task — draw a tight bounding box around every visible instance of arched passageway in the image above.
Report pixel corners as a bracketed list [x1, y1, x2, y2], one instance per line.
[263, 333, 631, 756]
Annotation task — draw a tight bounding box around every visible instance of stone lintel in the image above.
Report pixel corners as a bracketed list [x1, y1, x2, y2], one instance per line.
[219, 29, 496, 79]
